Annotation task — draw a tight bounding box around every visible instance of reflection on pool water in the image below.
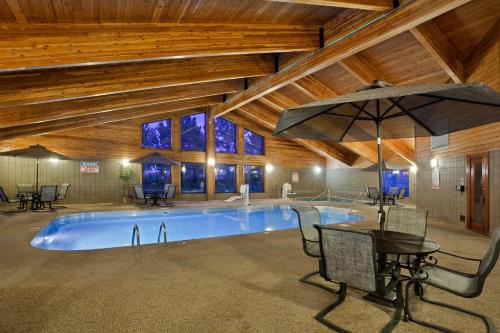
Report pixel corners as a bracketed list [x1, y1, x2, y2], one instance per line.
[31, 205, 363, 251]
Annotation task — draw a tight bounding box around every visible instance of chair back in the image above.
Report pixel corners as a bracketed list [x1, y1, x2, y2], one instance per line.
[0, 186, 9, 203]
[386, 207, 428, 237]
[58, 183, 70, 200]
[398, 187, 406, 199]
[478, 228, 500, 279]
[17, 184, 33, 194]
[315, 225, 377, 292]
[293, 206, 321, 257]
[368, 187, 379, 199]
[133, 185, 144, 200]
[388, 187, 399, 196]
[166, 184, 176, 199]
[40, 185, 58, 202]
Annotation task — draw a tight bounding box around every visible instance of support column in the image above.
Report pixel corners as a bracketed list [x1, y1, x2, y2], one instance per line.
[206, 117, 215, 200]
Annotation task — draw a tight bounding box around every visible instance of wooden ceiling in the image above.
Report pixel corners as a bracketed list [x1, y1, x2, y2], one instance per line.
[0, 0, 498, 167]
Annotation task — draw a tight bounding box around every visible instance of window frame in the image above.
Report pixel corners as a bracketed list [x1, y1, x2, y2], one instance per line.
[244, 164, 265, 193]
[180, 162, 207, 194]
[180, 112, 207, 152]
[141, 163, 172, 193]
[214, 117, 238, 154]
[214, 163, 237, 193]
[141, 118, 172, 150]
[243, 128, 265, 156]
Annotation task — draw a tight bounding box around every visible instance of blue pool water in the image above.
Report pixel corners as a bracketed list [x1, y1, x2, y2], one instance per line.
[31, 205, 362, 251]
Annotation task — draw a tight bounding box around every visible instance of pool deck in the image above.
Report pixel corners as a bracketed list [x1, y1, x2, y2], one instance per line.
[0, 199, 498, 332]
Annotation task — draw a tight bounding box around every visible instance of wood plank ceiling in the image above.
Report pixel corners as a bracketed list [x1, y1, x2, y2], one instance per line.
[0, 0, 498, 167]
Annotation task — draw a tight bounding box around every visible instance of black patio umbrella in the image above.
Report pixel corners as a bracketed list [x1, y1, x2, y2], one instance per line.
[273, 81, 500, 236]
[130, 152, 181, 166]
[0, 144, 71, 190]
[362, 160, 397, 172]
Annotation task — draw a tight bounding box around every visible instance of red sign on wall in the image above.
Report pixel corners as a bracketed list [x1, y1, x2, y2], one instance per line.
[80, 161, 99, 174]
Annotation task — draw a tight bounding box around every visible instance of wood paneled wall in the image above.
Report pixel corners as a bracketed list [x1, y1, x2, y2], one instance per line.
[0, 108, 326, 202]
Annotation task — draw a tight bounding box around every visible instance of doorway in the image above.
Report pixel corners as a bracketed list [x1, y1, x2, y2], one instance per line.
[466, 152, 489, 235]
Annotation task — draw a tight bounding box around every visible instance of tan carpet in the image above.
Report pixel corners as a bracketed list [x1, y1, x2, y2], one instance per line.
[0, 200, 498, 332]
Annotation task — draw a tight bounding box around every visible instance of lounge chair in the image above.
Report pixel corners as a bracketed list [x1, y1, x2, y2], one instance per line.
[405, 227, 500, 333]
[31, 185, 58, 210]
[292, 206, 338, 293]
[133, 184, 150, 205]
[313, 225, 404, 332]
[385, 207, 428, 270]
[0, 186, 27, 212]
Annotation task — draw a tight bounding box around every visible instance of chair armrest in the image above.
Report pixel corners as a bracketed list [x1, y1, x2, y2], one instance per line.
[436, 250, 482, 262]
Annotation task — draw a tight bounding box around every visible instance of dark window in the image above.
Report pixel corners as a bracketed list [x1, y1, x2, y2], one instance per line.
[244, 129, 264, 155]
[383, 170, 410, 197]
[142, 163, 171, 193]
[215, 117, 237, 154]
[142, 119, 172, 149]
[181, 162, 206, 193]
[215, 164, 237, 193]
[244, 165, 264, 193]
[181, 113, 206, 151]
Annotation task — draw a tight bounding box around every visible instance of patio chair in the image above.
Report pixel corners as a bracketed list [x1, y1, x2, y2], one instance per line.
[31, 185, 58, 210]
[163, 184, 176, 206]
[0, 186, 27, 212]
[292, 206, 338, 293]
[385, 187, 399, 205]
[313, 225, 404, 333]
[366, 186, 380, 205]
[17, 183, 34, 201]
[405, 227, 500, 333]
[52, 183, 70, 209]
[385, 207, 428, 270]
[133, 184, 150, 205]
[398, 188, 406, 200]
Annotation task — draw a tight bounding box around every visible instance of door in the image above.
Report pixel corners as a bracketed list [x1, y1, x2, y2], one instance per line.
[466, 153, 489, 235]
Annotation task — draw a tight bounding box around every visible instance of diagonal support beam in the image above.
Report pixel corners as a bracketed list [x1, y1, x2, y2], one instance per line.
[265, 0, 393, 11]
[410, 21, 464, 83]
[211, 0, 472, 119]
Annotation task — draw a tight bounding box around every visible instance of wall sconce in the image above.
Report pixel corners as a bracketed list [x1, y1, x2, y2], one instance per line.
[49, 158, 59, 164]
[410, 165, 418, 173]
[207, 158, 216, 167]
[430, 158, 438, 168]
[313, 166, 322, 174]
[181, 165, 187, 173]
[121, 159, 130, 166]
[265, 164, 274, 172]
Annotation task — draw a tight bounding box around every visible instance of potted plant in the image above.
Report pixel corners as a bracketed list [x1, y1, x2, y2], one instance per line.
[119, 164, 133, 204]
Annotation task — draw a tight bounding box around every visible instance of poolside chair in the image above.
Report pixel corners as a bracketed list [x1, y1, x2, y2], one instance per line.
[366, 186, 380, 205]
[0, 186, 27, 212]
[133, 184, 150, 205]
[398, 187, 406, 200]
[385, 187, 399, 205]
[385, 207, 428, 270]
[292, 206, 338, 293]
[163, 184, 176, 206]
[405, 227, 500, 333]
[313, 225, 404, 333]
[52, 183, 70, 209]
[17, 183, 34, 201]
[31, 185, 58, 210]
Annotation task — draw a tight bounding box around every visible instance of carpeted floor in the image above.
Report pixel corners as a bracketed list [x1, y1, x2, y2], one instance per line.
[0, 200, 498, 332]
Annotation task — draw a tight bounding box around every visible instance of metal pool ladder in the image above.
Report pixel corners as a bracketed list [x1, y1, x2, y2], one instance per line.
[158, 222, 167, 248]
[132, 224, 141, 255]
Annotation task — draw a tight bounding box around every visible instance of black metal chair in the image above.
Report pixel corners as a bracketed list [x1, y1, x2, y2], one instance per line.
[314, 225, 404, 333]
[366, 186, 380, 205]
[52, 183, 70, 209]
[0, 186, 27, 212]
[292, 206, 338, 293]
[385, 187, 399, 205]
[405, 227, 500, 333]
[398, 187, 406, 200]
[163, 184, 176, 206]
[133, 184, 150, 205]
[32, 185, 58, 210]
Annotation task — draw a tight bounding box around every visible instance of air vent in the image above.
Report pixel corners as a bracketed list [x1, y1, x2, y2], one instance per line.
[431, 134, 448, 150]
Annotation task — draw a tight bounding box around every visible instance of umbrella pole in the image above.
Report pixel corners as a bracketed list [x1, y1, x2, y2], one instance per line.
[36, 157, 39, 191]
[376, 119, 385, 237]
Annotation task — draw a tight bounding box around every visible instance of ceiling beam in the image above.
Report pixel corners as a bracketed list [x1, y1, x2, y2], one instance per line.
[0, 96, 220, 140]
[0, 80, 243, 128]
[0, 23, 318, 71]
[410, 21, 464, 83]
[211, 0, 472, 119]
[0, 54, 273, 108]
[382, 139, 416, 165]
[238, 103, 355, 165]
[292, 76, 338, 100]
[265, 0, 392, 11]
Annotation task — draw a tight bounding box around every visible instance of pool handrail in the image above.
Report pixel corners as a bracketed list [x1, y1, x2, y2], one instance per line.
[132, 224, 141, 255]
[158, 222, 167, 248]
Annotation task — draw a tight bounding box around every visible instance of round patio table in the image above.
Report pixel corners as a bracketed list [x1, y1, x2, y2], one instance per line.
[366, 230, 440, 306]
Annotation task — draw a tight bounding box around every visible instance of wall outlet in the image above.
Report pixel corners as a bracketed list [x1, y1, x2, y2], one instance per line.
[459, 215, 466, 223]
